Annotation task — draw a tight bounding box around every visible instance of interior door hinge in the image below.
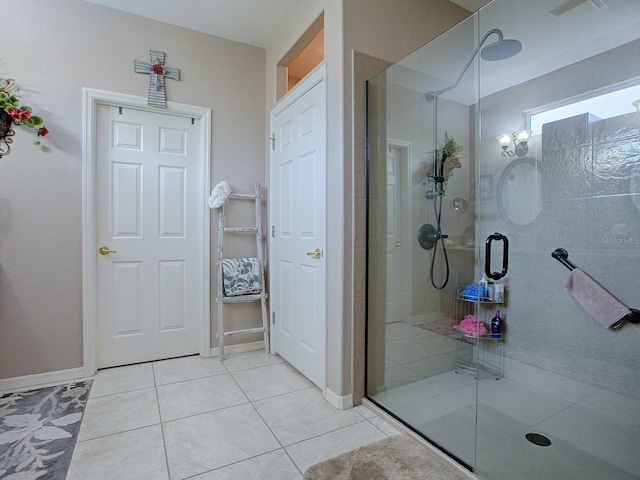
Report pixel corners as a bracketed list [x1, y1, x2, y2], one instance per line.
[272, 312, 275, 325]
[269, 133, 275, 151]
[271, 226, 275, 238]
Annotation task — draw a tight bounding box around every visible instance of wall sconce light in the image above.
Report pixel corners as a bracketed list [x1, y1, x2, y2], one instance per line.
[634, 99, 640, 113]
[496, 130, 531, 157]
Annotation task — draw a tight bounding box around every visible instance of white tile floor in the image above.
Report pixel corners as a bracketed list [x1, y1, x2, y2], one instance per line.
[369, 322, 640, 480]
[67, 350, 399, 480]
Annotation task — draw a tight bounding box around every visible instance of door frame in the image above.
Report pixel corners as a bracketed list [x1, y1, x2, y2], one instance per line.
[268, 64, 327, 383]
[386, 139, 413, 324]
[81, 88, 211, 377]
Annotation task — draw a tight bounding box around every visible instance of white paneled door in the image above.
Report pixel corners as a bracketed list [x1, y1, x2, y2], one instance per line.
[386, 144, 411, 324]
[270, 67, 326, 389]
[96, 105, 200, 368]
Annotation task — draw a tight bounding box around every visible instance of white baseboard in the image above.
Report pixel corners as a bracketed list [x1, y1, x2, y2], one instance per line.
[324, 387, 353, 410]
[0, 367, 86, 394]
[210, 340, 266, 358]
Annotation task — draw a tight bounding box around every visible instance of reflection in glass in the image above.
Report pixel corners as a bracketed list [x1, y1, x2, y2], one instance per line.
[497, 158, 542, 226]
[365, 1, 640, 479]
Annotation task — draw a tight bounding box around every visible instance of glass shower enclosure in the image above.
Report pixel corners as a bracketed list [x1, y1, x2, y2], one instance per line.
[365, 1, 640, 479]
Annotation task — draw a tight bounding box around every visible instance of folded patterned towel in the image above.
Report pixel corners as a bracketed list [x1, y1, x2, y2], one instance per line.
[222, 257, 261, 296]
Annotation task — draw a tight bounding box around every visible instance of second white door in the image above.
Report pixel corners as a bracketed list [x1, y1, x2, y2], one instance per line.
[96, 104, 201, 368]
[270, 67, 326, 389]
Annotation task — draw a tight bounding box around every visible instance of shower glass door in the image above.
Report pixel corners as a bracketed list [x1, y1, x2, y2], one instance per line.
[366, 1, 640, 479]
[473, 1, 640, 479]
[366, 13, 481, 470]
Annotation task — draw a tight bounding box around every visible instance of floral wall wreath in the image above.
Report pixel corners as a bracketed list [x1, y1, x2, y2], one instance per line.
[0, 78, 49, 158]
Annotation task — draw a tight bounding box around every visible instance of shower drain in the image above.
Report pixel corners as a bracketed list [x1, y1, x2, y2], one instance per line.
[525, 433, 552, 446]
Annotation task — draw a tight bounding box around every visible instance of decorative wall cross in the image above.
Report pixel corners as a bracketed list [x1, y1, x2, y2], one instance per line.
[134, 50, 180, 108]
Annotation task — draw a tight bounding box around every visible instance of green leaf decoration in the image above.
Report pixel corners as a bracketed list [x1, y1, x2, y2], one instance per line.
[0, 76, 49, 147]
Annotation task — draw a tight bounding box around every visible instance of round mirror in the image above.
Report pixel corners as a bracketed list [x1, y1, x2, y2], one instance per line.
[497, 157, 543, 226]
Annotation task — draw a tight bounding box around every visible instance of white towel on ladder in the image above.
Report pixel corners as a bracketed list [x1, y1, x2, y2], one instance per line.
[208, 181, 231, 209]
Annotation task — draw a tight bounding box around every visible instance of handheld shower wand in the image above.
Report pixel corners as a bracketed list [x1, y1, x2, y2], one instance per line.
[420, 29, 521, 290]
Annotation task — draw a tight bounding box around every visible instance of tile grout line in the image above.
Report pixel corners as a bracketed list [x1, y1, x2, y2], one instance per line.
[222, 359, 305, 477]
[81, 353, 383, 479]
[152, 361, 173, 480]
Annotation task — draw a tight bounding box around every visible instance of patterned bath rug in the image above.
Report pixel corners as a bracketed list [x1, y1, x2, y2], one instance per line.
[0, 380, 92, 479]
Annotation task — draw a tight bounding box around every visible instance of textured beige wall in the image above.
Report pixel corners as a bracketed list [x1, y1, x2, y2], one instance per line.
[0, 0, 266, 379]
[343, 0, 471, 402]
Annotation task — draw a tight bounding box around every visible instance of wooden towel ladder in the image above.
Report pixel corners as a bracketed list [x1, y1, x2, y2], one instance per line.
[216, 182, 269, 361]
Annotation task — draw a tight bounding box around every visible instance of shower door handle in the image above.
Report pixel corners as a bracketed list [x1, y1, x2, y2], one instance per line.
[485, 233, 509, 280]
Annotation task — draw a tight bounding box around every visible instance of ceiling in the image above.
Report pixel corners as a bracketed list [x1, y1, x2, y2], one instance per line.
[82, 0, 640, 102]
[83, 0, 301, 48]
[83, 0, 482, 49]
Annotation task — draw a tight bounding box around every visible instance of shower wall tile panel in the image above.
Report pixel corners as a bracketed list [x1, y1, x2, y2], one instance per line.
[541, 145, 592, 200]
[541, 113, 596, 151]
[591, 113, 640, 143]
[591, 113, 640, 197]
[479, 38, 640, 400]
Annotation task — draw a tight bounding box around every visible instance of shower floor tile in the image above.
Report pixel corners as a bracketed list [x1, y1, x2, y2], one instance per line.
[405, 353, 458, 378]
[473, 405, 639, 480]
[578, 388, 640, 428]
[386, 322, 429, 338]
[385, 337, 433, 364]
[370, 347, 640, 480]
[477, 377, 571, 425]
[382, 364, 425, 389]
[535, 403, 640, 477]
[504, 362, 599, 403]
[409, 332, 461, 355]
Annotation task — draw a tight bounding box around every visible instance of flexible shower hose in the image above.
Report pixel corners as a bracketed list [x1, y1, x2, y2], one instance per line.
[430, 193, 450, 290]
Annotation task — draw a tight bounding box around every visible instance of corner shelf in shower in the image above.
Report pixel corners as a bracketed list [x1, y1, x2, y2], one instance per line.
[453, 288, 505, 379]
[458, 296, 504, 304]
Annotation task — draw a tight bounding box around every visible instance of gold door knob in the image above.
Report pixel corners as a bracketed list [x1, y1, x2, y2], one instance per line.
[306, 248, 322, 260]
[99, 246, 117, 255]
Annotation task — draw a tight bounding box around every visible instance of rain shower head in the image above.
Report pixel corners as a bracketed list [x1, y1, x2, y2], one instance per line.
[426, 28, 522, 99]
[480, 38, 522, 61]
[423, 28, 522, 291]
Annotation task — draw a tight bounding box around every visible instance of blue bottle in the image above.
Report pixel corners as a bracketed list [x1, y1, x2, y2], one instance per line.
[491, 310, 503, 338]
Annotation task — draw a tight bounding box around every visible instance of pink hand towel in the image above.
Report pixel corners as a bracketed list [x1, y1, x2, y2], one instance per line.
[565, 268, 630, 329]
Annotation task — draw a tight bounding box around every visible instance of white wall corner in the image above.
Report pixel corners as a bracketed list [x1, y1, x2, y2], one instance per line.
[324, 387, 354, 410]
